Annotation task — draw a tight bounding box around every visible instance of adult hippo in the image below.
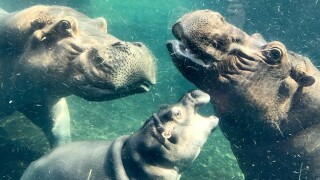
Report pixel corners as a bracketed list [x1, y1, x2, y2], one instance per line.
[0, 5, 156, 147]
[21, 90, 219, 180]
[167, 10, 320, 179]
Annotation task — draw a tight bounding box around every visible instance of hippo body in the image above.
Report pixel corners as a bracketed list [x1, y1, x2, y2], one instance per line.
[21, 90, 219, 180]
[0, 5, 156, 147]
[167, 10, 320, 179]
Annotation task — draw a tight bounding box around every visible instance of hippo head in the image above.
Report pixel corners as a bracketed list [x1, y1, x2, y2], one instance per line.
[141, 90, 218, 171]
[167, 10, 316, 138]
[5, 5, 155, 101]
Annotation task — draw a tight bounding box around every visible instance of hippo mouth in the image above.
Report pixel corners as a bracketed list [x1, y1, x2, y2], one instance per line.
[149, 90, 219, 149]
[75, 80, 153, 101]
[166, 40, 217, 86]
[167, 35, 267, 88]
[166, 40, 213, 69]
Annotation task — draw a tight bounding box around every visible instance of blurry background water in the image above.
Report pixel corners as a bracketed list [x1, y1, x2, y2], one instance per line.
[0, 0, 318, 179]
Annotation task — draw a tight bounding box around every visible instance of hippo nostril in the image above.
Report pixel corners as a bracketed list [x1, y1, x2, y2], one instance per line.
[190, 90, 203, 98]
[112, 41, 126, 47]
[132, 42, 144, 47]
[190, 90, 210, 106]
[190, 91, 197, 98]
[70, 43, 84, 53]
[172, 23, 183, 41]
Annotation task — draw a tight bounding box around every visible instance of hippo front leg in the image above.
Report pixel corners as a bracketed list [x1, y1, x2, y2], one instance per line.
[20, 98, 71, 147]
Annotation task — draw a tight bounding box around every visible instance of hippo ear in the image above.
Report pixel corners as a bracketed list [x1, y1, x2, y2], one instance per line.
[290, 68, 315, 87]
[93, 17, 107, 33]
[251, 33, 267, 46]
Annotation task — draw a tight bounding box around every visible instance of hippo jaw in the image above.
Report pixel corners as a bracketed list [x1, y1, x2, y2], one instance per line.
[12, 5, 156, 102]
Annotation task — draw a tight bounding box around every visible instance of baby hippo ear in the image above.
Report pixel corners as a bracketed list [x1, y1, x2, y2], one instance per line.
[290, 67, 315, 87]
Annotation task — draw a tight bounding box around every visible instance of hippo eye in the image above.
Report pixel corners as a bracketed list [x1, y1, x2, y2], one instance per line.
[173, 110, 182, 119]
[268, 47, 282, 63]
[270, 47, 282, 60]
[171, 107, 183, 120]
[57, 20, 72, 34]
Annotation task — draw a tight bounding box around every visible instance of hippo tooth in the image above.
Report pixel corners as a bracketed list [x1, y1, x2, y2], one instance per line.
[40, 36, 47, 41]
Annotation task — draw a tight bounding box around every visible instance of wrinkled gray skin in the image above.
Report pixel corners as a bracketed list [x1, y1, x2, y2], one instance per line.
[167, 10, 320, 179]
[0, 5, 156, 147]
[20, 90, 218, 180]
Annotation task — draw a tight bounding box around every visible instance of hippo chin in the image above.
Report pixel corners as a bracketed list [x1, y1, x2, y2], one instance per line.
[0, 5, 156, 147]
[167, 10, 320, 179]
[20, 90, 219, 180]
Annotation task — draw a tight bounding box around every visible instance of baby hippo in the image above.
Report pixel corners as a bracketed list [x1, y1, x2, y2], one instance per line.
[21, 90, 219, 180]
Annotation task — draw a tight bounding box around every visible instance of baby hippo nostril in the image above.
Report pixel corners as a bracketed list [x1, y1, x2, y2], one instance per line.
[190, 90, 210, 106]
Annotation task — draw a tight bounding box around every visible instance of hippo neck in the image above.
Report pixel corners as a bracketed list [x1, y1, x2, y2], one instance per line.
[216, 87, 320, 179]
[228, 122, 320, 179]
[121, 131, 180, 179]
[215, 79, 320, 143]
[0, 71, 70, 113]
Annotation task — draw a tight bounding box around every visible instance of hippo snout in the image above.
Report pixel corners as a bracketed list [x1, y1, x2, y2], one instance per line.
[154, 90, 218, 138]
[189, 89, 210, 106]
[70, 39, 156, 101]
[185, 90, 218, 131]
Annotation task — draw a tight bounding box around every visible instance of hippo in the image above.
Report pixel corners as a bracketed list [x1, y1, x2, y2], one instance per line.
[20, 90, 219, 180]
[167, 10, 320, 179]
[0, 5, 156, 147]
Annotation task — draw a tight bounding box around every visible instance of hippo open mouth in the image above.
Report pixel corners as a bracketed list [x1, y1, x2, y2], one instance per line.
[166, 39, 211, 68]
[146, 90, 218, 150]
[166, 10, 293, 90]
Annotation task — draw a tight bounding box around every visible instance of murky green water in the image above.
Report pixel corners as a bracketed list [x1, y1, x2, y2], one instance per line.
[0, 0, 318, 179]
